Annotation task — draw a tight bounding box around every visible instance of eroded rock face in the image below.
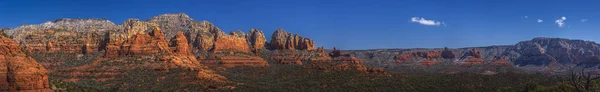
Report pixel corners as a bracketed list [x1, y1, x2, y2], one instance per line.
[48, 26, 222, 84]
[0, 35, 51, 91]
[105, 26, 171, 58]
[394, 51, 442, 65]
[212, 31, 251, 53]
[316, 46, 325, 54]
[147, 13, 223, 51]
[459, 49, 484, 65]
[330, 52, 388, 75]
[6, 18, 118, 54]
[246, 29, 266, 49]
[198, 30, 271, 67]
[270, 50, 331, 65]
[505, 37, 600, 66]
[171, 33, 192, 55]
[109, 18, 156, 44]
[270, 29, 315, 50]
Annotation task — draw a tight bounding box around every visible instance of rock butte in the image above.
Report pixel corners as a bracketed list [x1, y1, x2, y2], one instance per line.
[270, 29, 315, 51]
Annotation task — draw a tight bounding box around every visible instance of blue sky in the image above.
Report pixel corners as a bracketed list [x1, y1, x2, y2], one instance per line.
[1, 0, 599, 50]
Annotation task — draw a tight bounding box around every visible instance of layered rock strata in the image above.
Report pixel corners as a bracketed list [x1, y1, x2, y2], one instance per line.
[0, 34, 51, 91]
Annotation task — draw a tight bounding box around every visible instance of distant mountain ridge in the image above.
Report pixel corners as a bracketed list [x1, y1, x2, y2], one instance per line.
[346, 37, 600, 68]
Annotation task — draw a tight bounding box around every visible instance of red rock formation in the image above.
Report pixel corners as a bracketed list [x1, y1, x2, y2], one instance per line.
[394, 51, 442, 63]
[105, 26, 172, 58]
[246, 28, 266, 49]
[270, 50, 332, 65]
[460, 49, 484, 66]
[170, 33, 192, 55]
[49, 28, 220, 84]
[212, 32, 251, 53]
[0, 35, 51, 91]
[316, 46, 325, 54]
[196, 30, 269, 67]
[331, 55, 388, 75]
[461, 57, 485, 66]
[270, 29, 315, 50]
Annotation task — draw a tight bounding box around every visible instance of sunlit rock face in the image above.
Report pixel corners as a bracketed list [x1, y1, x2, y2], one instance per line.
[147, 13, 223, 51]
[246, 28, 266, 49]
[6, 18, 118, 54]
[0, 34, 51, 92]
[270, 29, 315, 51]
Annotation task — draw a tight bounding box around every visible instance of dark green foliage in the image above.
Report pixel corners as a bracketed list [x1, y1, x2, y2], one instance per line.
[1, 31, 9, 38]
[49, 79, 107, 92]
[216, 61, 561, 92]
[35, 50, 566, 91]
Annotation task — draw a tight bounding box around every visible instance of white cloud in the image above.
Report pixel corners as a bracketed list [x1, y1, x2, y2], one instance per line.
[410, 17, 442, 26]
[525, 16, 528, 18]
[581, 19, 588, 22]
[555, 16, 566, 28]
[537, 19, 543, 23]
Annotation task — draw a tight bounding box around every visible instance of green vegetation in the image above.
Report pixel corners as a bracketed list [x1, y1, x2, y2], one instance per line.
[1, 31, 9, 38]
[34, 51, 578, 91]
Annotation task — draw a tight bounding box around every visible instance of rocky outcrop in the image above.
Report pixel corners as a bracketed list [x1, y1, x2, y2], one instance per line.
[199, 30, 269, 67]
[270, 29, 315, 50]
[246, 29, 266, 49]
[147, 13, 224, 51]
[105, 26, 172, 58]
[441, 47, 455, 59]
[0, 35, 51, 91]
[316, 46, 325, 53]
[461, 49, 481, 59]
[109, 18, 156, 44]
[170, 33, 192, 55]
[394, 51, 442, 65]
[270, 50, 331, 65]
[6, 18, 118, 54]
[104, 25, 199, 68]
[43, 25, 225, 85]
[212, 31, 251, 53]
[5, 13, 276, 67]
[330, 51, 388, 75]
[459, 49, 484, 65]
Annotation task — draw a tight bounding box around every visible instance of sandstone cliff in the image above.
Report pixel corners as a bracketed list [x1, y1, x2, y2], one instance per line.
[246, 28, 266, 49]
[105, 26, 172, 58]
[200, 30, 270, 67]
[147, 13, 224, 51]
[0, 34, 51, 91]
[6, 18, 118, 54]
